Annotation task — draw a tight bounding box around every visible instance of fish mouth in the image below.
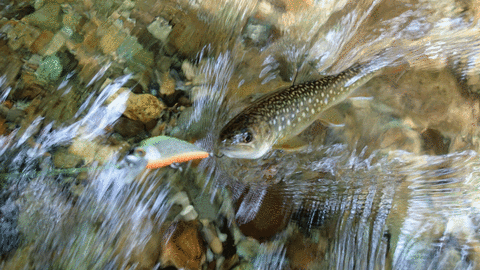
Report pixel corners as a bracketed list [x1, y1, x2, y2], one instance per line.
[218, 144, 267, 159]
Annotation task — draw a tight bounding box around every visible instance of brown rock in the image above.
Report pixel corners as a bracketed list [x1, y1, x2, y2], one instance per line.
[421, 128, 449, 155]
[68, 138, 128, 165]
[167, 10, 211, 58]
[0, 40, 22, 88]
[68, 138, 98, 164]
[378, 126, 422, 154]
[156, 55, 172, 73]
[124, 93, 164, 124]
[234, 185, 293, 242]
[38, 91, 81, 126]
[286, 232, 323, 270]
[6, 108, 25, 123]
[99, 24, 127, 54]
[144, 118, 158, 131]
[3, 101, 13, 109]
[114, 217, 163, 270]
[40, 30, 67, 56]
[221, 253, 239, 270]
[53, 148, 83, 168]
[0, 117, 7, 135]
[22, 3, 62, 31]
[128, 49, 154, 72]
[6, 21, 41, 51]
[449, 135, 471, 152]
[160, 220, 206, 270]
[18, 84, 45, 99]
[160, 72, 176, 95]
[95, 144, 129, 164]
[30, 30, 54, 54]
[114, 116, 146, 137]
[177, 96, 192, 107]
[150, 121, 167, 137]
[77, 55, 102, 84]
[82, 29, 99, 52]
[201, 222, 223, 255]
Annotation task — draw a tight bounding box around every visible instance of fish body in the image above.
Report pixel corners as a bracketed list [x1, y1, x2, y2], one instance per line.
[218, 64, 382, 159]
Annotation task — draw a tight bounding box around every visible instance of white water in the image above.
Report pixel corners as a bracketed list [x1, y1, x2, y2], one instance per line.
[2, 0, 480, 269]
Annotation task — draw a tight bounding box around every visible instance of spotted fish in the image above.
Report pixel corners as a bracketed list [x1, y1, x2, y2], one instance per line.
[217, 64, 382, 159]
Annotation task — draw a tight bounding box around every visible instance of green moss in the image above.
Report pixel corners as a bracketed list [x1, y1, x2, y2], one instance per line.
[35, 55, 63, 82]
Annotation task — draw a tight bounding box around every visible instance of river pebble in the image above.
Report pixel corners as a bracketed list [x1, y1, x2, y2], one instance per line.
[160, 220, 206, 269]
[123, 92, 165, 124]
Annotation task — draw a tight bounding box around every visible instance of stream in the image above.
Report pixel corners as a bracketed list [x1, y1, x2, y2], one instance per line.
[1, 0, 480, 269]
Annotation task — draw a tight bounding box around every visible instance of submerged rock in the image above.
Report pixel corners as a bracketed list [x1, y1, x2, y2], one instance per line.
[124, 93, 165, 124]
[68, 138, 129, 165]
[113, 115, 146, 138]
[4, 20, 41, 51]
[0, 199, 19, 256]
[147, 17, 172, 44]
[160, 72, 175, 96]
[421, 128, 450, 155]
[22, 3, 62, 31]
[234, 185, 293, 242]
[35, 55, 62, 82]
[53, 148, 83, 169]
[286, 232, 324, 270]
[378, 125, 422, 154]
[160, 220, 206, 269]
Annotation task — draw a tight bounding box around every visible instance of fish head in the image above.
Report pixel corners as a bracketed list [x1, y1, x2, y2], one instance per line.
[217, 114, 274, 159]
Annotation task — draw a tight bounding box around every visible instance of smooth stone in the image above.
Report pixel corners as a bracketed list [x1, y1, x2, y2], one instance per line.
[123, 93, 165, 124]
[160, 220, 206, 269]
[180, 205, 199, 221]
[147, 17, 172, 44]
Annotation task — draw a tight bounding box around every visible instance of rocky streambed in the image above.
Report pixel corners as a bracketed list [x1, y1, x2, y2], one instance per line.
[1, 0, 480, 269]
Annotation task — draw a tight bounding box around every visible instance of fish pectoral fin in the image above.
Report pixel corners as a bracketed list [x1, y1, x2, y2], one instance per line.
[273, 136, 309, 152]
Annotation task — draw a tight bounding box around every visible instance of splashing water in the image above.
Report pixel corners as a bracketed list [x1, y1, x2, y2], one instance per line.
[2, 0, 480, 269]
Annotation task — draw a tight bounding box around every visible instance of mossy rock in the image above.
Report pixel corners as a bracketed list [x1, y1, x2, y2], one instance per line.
[36, 55, 62, 83]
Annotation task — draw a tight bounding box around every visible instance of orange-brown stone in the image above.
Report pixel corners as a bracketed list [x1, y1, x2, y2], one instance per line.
[286, 232, 323, 270]
[124, 93, 164, 124]
[160, 220, 206, 270]
[29, 30, 54, 54]
[0, 117, 7, 135]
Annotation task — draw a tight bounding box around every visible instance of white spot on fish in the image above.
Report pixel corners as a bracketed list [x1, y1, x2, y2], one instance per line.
[302, 112, 306, 117]
[300, 101, 303, 106]
[308, 98, 311, 103]
[287, 119, 291, 125]
[281, 116, 285, 121]
[311, 108, 315, 113]
[321, 92, 324, 97]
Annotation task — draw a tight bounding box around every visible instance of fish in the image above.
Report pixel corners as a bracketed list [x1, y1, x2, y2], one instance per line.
[217, 64, 383, 159]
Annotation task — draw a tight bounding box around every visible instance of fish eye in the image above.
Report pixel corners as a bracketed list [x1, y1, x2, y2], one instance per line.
[244, 131, 253, 143]
[134, 148, 146, 158]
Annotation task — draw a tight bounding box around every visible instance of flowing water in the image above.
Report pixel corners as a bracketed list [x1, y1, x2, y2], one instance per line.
[2, 0, 480, 269]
